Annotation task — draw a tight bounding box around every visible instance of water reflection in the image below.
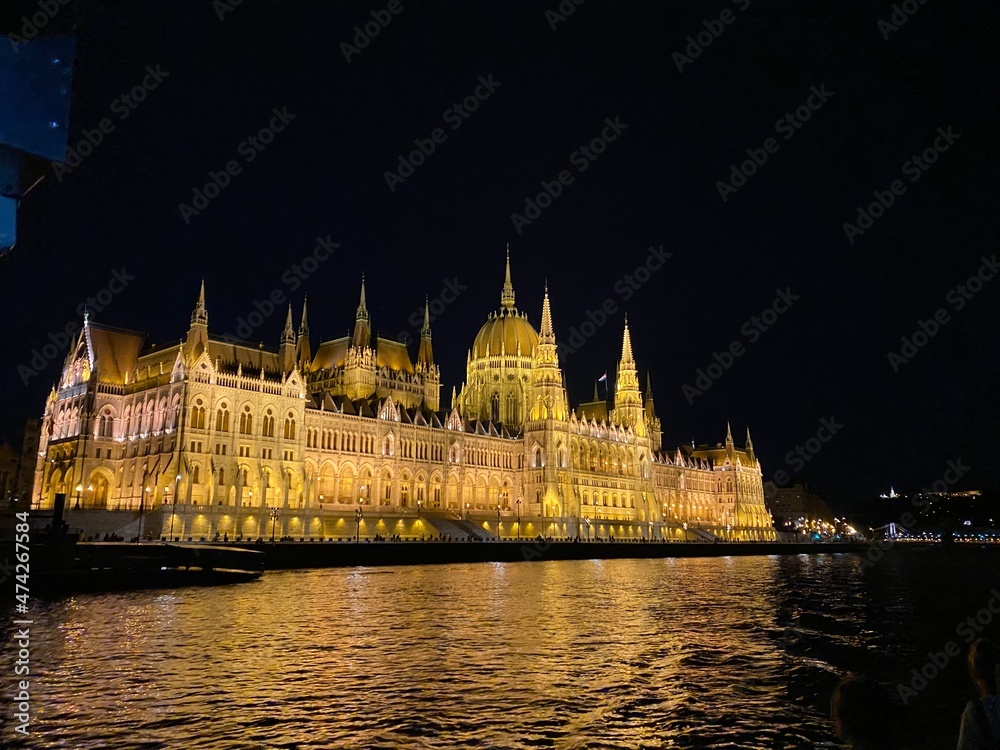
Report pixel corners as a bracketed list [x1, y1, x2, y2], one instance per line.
[1, 552, 996, 748]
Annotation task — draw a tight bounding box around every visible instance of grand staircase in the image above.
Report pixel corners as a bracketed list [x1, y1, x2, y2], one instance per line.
[421, 511, 495, 541]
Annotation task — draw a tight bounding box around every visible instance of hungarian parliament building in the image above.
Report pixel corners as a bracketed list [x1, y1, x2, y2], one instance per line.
[31, 254, 776, 542]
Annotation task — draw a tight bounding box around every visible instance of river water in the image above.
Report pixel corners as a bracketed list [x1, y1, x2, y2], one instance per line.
[2, 548, 997, 749]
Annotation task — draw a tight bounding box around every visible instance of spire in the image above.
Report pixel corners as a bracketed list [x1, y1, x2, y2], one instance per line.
[621, 315, 634, 366]
[298, 296, 310, 336]
[500, 245, 515, 310]
[539, 282, 554, 344]
[296, 297, 312, 372]
[280, 305, 296, 345]
[417, 295, 434, 365]
[421, 295, 431, 336]
[191, 279, 208, 326]
[612, 316, 642, 430]
[352, 276, 371, 349]
[644, 371, 656, 422]
[726, 421, 734, 446]
[357, 276, 369, 320]
[593, 380, 599, 401]
[451, 385, 457, 409]
[745, 426, 753, 448]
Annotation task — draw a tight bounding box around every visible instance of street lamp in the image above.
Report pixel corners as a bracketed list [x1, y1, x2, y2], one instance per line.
[516, 498, 521, 540]
[75, 484, 82, 509]
[165, 485, 176, 541]
[137, 486, 151, 543]
[497, 505, 501, 541]
[356, 500, 363, 543]
[465, 502, 470, 520]
[682, 521, 688, 542]
[269, 507, 281, 544]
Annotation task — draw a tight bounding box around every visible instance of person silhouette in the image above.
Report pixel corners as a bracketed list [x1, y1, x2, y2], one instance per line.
[832, 675, 902, 749]
[957, 638, 1000, 749]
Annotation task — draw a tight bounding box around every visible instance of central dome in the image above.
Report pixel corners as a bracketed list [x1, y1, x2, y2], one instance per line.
[472, 308, 539, 359]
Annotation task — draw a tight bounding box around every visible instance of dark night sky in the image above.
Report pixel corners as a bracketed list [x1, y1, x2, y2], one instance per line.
[2, 0, 998, 509]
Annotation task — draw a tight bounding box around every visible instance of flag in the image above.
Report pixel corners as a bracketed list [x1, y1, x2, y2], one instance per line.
[597, 371, 607, 383]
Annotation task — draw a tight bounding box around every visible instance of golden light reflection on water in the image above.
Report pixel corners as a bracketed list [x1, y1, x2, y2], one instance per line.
[2, 552, 995, 748]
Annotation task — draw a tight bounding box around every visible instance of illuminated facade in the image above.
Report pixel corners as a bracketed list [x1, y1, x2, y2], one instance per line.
[32, 254, 775, 541]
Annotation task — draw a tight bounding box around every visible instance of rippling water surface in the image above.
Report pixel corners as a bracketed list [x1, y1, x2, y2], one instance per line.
[3, 549, 997, 749]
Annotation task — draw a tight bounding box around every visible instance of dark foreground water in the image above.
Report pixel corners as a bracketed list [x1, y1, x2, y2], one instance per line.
[2, 548, 998, 749]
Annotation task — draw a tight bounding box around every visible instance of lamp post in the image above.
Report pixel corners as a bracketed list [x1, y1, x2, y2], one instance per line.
[356, 500, 363, 543]
[75, 484, 82, 509]
[496, 505, 501, 541]
[682, 521, 688, 542]
[137, 486, 150, 543]
[465, 502, 470, 521]
[516, 498, 521, 540]
[269, 507, 281, 544]
[165, 485, 175, 541]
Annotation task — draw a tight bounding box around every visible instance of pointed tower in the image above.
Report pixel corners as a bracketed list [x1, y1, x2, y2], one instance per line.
[528, 284, 568, 422]
[279, 305, 296, 374]
[524, 285, 573, 524]
[296, 296, 312, 373]
[417, 296, 434, 366]
[415, 296, 440, 411]
[184, 280, 209, 362]
[644, 372, 662, 451]
[500, 244, 515, 310]
[725, 421, 735, 461]
[745, 427, 756, 465]
[352, 276, 371, 350]
[611, 316, 644, 434]
[345, 276, 376, 400]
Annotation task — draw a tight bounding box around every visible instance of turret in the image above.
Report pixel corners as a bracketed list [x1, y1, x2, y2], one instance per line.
[612, 315, 644, 433]
[296, 296, 311, 373]
[417, 296, 434, 366]
[745, 427, 756, 464]
[415, 296, 440, 410]
[644, 371, 656, 421]
[528, 284, 568, 422]
[500, 244, 515, 310]
[184, 280, 209, 361]
[352, 276, 371, 350]
[279, 305, 296, 374]
[644, 371, 662, 451]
